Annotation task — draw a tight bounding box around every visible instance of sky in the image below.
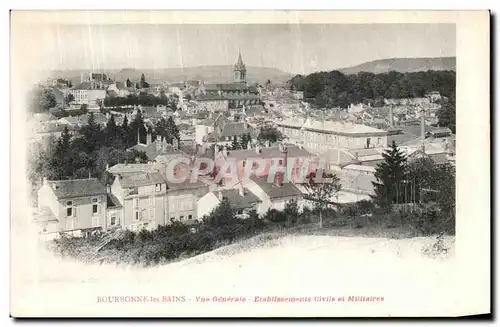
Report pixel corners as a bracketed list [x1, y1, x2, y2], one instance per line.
[25, 23, 455, 75]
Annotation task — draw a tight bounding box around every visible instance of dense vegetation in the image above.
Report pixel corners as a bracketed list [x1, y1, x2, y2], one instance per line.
[372, 142, 456, 234]
[288, 70, 456, 109]
[28, 110, 180, 189]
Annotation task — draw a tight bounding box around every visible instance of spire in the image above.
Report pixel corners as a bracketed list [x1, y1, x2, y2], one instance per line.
[234, 51, 246, 70]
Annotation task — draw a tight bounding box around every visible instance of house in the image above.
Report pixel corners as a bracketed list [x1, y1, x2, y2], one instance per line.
[128, 134, 185, 161]
[107, 163, 209, 230]
[36, 178, 108, 235]
[70, 82, 107, 108]
[109, 170, 168, 231]
[197, 186, 261, 218]
[106, 193, 123, 229]
[214, 143, 317, 186]
[244, 176, 304, 215]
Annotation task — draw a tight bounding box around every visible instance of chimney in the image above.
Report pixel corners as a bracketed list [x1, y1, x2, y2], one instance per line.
[389, 105, 394, 127]
[274, 172, 283, 187]
[214, 144, 219, 159]
[156, 135, 162, 152]
[420, 109, 426, 139]
[218, 191, 223, 201]
[146, 133, 152, 145]
[222, 146, 228, 157]
[43, 177, 48, 186]
[247, 140, 252, 150]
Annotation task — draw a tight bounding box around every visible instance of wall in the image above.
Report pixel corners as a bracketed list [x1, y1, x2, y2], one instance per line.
[244, 180, 271, 216]
[56, 194, 107, 232]
[197, 192, 219, 219]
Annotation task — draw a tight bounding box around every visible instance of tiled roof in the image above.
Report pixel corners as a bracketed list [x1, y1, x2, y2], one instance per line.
[251, 176, 303, 200]
[167, 178, 209, 191]
[72, 82, 92, 90]
[118, 171, 166, 188]
[128, 141, 184, 161]
[224, 94, 260, 100]
[46, 178, 107, 199]
[218, 83, 249, 91]
[108, 163, 156, 174]
[215, 188, 261, 209]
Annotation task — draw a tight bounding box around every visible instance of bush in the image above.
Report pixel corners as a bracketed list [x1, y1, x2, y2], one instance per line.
[263, 209, 287, 224]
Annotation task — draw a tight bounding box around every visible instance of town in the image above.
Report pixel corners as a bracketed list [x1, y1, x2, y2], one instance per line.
[27, 52, 456, 264]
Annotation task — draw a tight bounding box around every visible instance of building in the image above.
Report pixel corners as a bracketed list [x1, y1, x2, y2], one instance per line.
[194, 94, 229, 112]
[36, 178, 108, 235]
[106, 82, 130, 97]
[214, 143, 317, 186]
[107, 164, 209, 230]
[109, 170, 168, 231]
[244, 176, 304, 215]
[80, 72, 109, 83]
[70, 82, 107, 108]
[197, 185, 261, 218]
[197, 53, 261, 109]
[278, 118, 389, 153]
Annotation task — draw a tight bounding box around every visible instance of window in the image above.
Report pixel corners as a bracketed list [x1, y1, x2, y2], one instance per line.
[242, 161, 246, 167]
[133, 198, 139, 208]
[135, 211, 140, 220]
[111, 216, 116, 226]
[188, 215, 193, 220]
[66, 201, 74, 217]
[180, 215, 184, 221]
[149, 208, 154, 219]
[237, 209, 243, 215]
[170, 218, 175, 223]
[278, 159, 283, 165]
[92, 198, 99, 215]
[148, 196, 154, 206]
[155, 184, 162, 192]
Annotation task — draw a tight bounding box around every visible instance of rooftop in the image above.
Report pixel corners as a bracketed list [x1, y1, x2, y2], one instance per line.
[251, 176, 303, 200]
[45, 178, 107, 199]
[215, 188, 261, 209]
[279, 118, 388, 136]
[118, 171, 166, 188]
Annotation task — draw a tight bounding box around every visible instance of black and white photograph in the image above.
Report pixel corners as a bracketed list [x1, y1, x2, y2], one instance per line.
[9, 10, 490, 318]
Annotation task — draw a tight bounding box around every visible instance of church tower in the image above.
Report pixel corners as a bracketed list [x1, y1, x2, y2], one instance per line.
[233, 52, 247, 84]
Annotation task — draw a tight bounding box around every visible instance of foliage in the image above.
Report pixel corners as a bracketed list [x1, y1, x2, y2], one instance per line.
[437, 93, 456, 133]
[257, 126, 283, 145]
[239, 133, 252, 150]
[28, 87, 57, 113]
[64, 93, 75, 106]
[372, 141, 408, 208]
[289, 70, 456, 109]
[303, 171, 342, 227]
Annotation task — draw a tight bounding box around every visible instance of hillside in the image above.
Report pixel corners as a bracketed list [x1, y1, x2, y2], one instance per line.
[46, 66, 292, 85]
[339, 57, 456, 75]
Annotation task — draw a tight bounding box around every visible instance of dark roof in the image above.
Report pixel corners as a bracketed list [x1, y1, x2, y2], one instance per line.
[217, 188, 261, 209]
[251, 176, 303, 200]
[218, 83, 249, 91]
[195, 94, 228, 101]
[167, 179, 208, 192]
[72, 82, 92, 90]
[224, 94, 260, 100]
[118, 171, 166, 188]
[106, 194, 122, 208]
[128, 141, 183, 160]
[46, 178, 107, 199]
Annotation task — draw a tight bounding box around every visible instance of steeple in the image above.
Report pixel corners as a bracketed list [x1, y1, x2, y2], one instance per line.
[233, 51, 247, 83]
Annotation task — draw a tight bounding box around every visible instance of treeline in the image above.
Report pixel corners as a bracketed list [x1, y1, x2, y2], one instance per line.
[289, 70, 456, 109]
[28, 110, 180, 189]
[103, 92, 178, 108]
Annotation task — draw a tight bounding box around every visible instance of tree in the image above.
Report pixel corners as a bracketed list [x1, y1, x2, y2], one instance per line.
[129, 109, 147, 146]
[64, 93, 75, 107]
[29, 88, 57, 113]
[204, 198, 236, 227]
[372, 141, 408, 208]
[437, 95, 456, 133]
[139, 73, 149, 89]
[284, 199, 300, 226]
[80, 104, 88, 114]
[105, 114, 119, 144]
[258, 126, 283, 145]
[231, 136, 240, 150]
[165, 116, 180, 145]
[303, 172, 342, 228]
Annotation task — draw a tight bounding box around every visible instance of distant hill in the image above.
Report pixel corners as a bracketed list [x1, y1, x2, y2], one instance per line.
[46, 66, 292, 85]
[338, 57, 456, 75]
